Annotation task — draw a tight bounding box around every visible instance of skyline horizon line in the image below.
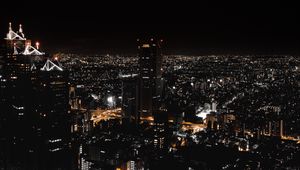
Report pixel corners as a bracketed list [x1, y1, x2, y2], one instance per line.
[1, 21, 299, 56]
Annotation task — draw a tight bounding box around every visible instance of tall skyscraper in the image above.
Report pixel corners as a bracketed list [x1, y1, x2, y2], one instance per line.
[34, 59, 71, 169]
[0, 36, 7, 166]
[137, 38, 163, 122]
[0, 23, 42, 168]
[0, 23, 72, 169]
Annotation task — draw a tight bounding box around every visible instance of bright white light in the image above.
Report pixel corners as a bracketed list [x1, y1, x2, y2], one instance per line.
[36, 42, 40, 49]
[23, 44, 44, 55]
[41, 59, 63, 71]
[196, 110, 211, 119]
[191, 82, 194, 86]
[107, 96, 114, 103]
[196, 106, 213, 119]
[91, 94, 99, 100]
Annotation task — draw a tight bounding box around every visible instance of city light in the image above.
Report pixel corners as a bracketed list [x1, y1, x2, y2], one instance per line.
[35, 42, 40, 49]
[1, 17, 300, 170]
[107, 96, 114, 103]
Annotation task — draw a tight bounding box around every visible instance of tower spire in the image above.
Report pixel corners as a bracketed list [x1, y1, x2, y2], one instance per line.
[9, 22, 12, 31]
[19, 24, 23, 33]
[35, 42, 40, 50]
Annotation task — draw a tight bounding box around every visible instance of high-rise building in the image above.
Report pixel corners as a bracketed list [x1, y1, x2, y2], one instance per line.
[266, 119, 284, 138]
[0, 23, 42, 169]
[121, 74, 139, 124]
[34, 59, 71, 168]
[0, 38, 7, 166]
[0, 23, 72, 169]
[137, 38, 163, 122]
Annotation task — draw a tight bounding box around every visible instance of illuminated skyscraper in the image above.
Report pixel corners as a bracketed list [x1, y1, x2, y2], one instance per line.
[0, 22, 47, 169]
[0, 23, 72, 169]
[137, 38, 163, 122]
[34, 59, 71, 168]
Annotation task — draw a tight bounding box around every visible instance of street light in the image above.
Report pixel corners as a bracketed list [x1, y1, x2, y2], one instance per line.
[107, 96, 113, 103]
[107, 96, 115, 108]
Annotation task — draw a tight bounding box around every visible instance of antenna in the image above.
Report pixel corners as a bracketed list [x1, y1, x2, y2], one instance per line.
[36, 42, 40, 50]
[9, 22, 12, 31]
[19, 24, 23, 33]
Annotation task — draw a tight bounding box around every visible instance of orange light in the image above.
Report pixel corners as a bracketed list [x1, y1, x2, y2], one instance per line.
[36, 42, 40, 49]
[54, 57, 58, 60]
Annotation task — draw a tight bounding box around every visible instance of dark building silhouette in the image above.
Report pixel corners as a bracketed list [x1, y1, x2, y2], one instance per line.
[121, 74, 139, 124]
[34, 59, 71, 169]
[0, 23, 39, 169]
[0, 23, 72, 169]
[137, 38, 163, 122]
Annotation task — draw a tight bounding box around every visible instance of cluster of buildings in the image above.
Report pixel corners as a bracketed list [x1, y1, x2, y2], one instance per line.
[1, 23, 300, 169]
[67, 53, 299, 169]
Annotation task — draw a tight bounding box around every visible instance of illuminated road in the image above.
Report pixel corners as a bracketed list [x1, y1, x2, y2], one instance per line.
[91, 108, 122, 125]
[91, 109, 207, 133]
[181, 121, 206, 133]
[90, 109, 206, 134]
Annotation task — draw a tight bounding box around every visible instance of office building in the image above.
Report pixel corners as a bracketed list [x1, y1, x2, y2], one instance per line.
[137, 38, 163, 122]
[0, 23, 72, 169]
[34, 58, 71, 168]
[121, 74, 139, 123]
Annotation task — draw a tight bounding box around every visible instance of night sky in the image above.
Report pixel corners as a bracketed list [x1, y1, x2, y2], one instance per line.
[1, 1, 299, 55]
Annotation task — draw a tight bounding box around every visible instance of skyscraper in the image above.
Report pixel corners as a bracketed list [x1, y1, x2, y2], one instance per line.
[121, 74, 139, 123]
[0, 23, 42, 168]
[0, 23, 72, 169]
[34, 59, 71, 169]
[137, 38, 163, 122]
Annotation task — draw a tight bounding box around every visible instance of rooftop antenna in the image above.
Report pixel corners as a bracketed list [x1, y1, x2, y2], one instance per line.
[19, 24, 25, 38]
[19, 24, 23, 33]
[9, 22, 12, 31]
[35, 42, 40, 50]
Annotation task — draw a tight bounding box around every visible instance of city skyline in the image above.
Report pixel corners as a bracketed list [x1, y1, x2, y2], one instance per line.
[1, 3, 300, 169]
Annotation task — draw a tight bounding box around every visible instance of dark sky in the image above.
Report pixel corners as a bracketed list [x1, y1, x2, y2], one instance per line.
[1, 1, 299, 55]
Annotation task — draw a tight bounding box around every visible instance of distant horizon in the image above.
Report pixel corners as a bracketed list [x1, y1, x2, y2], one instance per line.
[49, 51, 300, 57]
[46, 46, 300, 56]
[1, 1, 299, 56]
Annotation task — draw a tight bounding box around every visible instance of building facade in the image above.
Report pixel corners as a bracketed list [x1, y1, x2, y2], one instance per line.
[137, 38, 163, 122]
[0, 23, 72, 169]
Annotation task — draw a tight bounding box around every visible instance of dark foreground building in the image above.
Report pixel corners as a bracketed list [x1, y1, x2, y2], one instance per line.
[0, 23, 73, 169]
